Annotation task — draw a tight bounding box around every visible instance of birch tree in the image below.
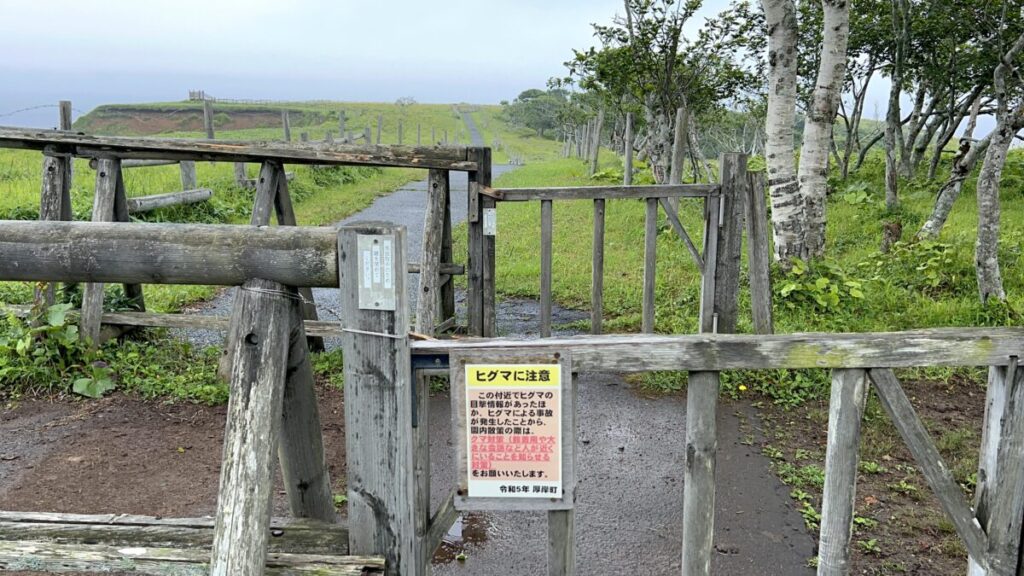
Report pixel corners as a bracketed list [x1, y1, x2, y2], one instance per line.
[798, 0, 850, 258]
[975, 30, 1024, 302]
[761, 0, 803, 262]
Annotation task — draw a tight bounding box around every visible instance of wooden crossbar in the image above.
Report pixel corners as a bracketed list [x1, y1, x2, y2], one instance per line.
[0, 126, 478, 170]
[482, 183, 719, 202]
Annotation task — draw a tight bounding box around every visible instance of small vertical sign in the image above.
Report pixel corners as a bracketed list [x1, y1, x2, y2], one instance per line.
[357, 234, 396, 311]
[483, 208, 497, 236]
[453, 352, 574, 511]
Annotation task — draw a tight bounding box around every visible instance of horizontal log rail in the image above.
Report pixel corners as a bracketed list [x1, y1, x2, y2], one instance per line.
[0, 511, 349, 556]
[0, 126, 478, 171]
[482, 183, 719, 202]
[0, 220, 339, 287]
[412, 328, 1024, 371]
[127, 188, 213, 213]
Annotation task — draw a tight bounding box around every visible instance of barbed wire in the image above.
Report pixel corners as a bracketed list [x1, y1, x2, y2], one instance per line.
[0, 104, 87, 120]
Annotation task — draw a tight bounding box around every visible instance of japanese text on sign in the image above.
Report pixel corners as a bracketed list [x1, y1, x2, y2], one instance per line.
[465, 364, 561, 499]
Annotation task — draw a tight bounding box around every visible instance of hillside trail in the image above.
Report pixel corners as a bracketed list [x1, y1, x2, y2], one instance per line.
[0, 113, 815, 575]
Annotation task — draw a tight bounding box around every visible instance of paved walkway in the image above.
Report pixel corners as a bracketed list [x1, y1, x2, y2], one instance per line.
[184, 113, 816, 575]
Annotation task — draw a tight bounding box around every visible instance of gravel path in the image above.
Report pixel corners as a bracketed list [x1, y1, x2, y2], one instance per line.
[180, 113, 815, 575]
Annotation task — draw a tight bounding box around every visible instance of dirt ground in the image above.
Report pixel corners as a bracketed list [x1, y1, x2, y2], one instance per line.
[0, 383, 347, 576]
[756, 371, 987, 575]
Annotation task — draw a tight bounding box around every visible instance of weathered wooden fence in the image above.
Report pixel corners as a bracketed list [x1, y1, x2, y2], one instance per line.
[3, 129, 1016, 576]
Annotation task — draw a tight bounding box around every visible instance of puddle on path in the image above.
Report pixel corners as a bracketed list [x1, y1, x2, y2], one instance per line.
[432, 512, 493, 564]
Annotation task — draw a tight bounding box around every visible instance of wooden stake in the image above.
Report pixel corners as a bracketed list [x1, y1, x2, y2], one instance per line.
[624, 113, 634, 186]
[540, 199, 553, 337]
[745, 171, 773, 334]
[282, 110, 291, 142]
[80, 158, 121, 345]
[338, 223, 419, 576]
[642, 198, 657, 333]
[416, 169, 449, 335]
[203, 100, 215, 139]
[817, 369, 868, 576]
[591, 198, 605, 335]
[210, 278, 292, 576]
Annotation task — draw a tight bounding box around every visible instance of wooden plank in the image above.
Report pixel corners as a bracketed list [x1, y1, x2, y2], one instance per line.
[971, 366, 1009, 576]
[0, 540, 383, 575]
[591, 198, 605, 335]
[203, 100, 214, 139]
[118, 159, 181, 168]
[338, 223, 419, 576]
[624, 113, 634, 186]
[179, 160, 198, 190]
[79, 158, 120, 345]
[282, 110, 292, 142]
[868, 368, 989, 568]
[0, 127, 477, 171]
[680, 370, 718, 576]
[211, 278, 293, 576]
[485, 184, 718, 202]
[0, 511, 348, 555]
[745, 171, 773, 334]
[416, 169, 448, 335]
[126, 188, 213, 213]
[817, 369, 869, 576]
[713, 153, 747, 334]
[541, 199, 554, 337]
[0, 220, 339, 287]
[642, 198, 657, 333]
[659, 197, 704, 270]
[977, 360, 1024, 575]
[412, 328, 1024, 371]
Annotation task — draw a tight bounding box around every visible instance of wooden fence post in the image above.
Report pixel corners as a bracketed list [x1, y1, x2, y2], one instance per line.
[203, 100, 215, 139]
[540, 199, 553, 337]
[210, 278, 292, 576]
[37, 101, 77, 306]
[364, 127, 372, 145]
[817, 369, 868, 576]
[623, 112, 634, 186]
[179, 160, 197, 190]
[443, 129, 448, 146]
[79, 158, 121, 345]
[641, 197, 657, 333]
[711, 153, 747, 334]
[416, 169, 449, 334]
[339, 110, 347, 137]
[745, 171, 773, 334]
[398, 120, 404, 145]
[588, 109, 604, 176]
[376, 114, 383, 145]
[431, 127, 437, 145]
[467, 148, 494, 337]
[417, 124, 421, 146]
[682, 155, 744, 576]
[338, 223, 420, 576]
[282, 110, 291, 142]
[440, 176, 456, 324]
[971, 360, 1024, 575]
[591, 197, 605, 335]
[278, 291, 336, 522]
[301, 132, 310, 143]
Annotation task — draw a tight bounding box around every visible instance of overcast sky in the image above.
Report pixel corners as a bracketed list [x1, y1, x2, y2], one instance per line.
[0, 0, 729, 126]
[0, 0, 938, 133]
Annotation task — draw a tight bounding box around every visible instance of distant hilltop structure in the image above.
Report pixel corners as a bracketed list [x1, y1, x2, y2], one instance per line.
[187, 90, 211, 101]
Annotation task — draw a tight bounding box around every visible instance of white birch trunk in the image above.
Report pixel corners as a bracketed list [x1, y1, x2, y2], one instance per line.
[974, 31, 1024, 302]
[798, 0, 850, 259]
[761, 0, 803, 263]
